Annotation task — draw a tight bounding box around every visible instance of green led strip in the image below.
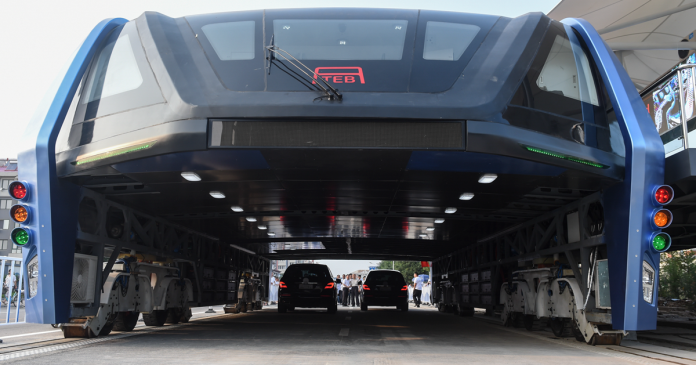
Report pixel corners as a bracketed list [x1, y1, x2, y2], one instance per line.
[523, 145, 608, 169]
[72, 140, 157, 166]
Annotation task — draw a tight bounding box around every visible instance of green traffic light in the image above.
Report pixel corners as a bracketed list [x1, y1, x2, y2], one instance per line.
[652, 234, 667, 251]
[12, 228, 29, 246]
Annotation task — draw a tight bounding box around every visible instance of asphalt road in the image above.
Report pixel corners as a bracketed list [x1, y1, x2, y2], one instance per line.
[2, 304, 696, 364]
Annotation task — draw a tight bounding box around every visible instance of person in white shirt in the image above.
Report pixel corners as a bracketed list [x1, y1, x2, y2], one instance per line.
[335, 275, 342, 304]
[349, 274, 359, 307]
[269, 275, 278, 304]
[422, 281, 431, 305]
[412, 273, 424, 308]
[342, 275, 351, 307]
[3, 269, 16, 304]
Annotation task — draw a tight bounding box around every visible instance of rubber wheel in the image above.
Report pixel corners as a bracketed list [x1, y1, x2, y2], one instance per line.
[361, 302, 367, 311]
[401, 302, 409, 312]
[99, 320, 114, 336]
[327, 303, 337, 314]
[278, 304, 287, 313]
[550, 318, 566, 337]
[165, 308, 181, 324]
[437, 303, 445, 312]
[523, 315, 536, 332]
[179, 308, 192, 323]
[143, 310, 168, 326]
[113, 311, 139, 332]
[572, 326, 586, 342]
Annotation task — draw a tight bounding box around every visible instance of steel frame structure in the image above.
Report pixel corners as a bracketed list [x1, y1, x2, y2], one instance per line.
[433, 192, 604, 309]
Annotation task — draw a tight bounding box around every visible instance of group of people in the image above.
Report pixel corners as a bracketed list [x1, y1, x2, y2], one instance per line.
[335, 274, 363, 307]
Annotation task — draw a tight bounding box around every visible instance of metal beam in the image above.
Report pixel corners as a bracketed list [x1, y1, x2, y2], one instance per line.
[608, 42, 696, 51]
[598, 2, 696, 34]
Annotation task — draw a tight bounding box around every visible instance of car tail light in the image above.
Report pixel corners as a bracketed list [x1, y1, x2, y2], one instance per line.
[401, 285, 408, 291]
[363, 285, 370, 290]
[324, 282, 335, 289]
[279, 281, 287, 289]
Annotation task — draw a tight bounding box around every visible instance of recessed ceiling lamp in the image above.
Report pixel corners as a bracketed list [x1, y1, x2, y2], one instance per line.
[478, 173, 497, 184]
[258, 225, 267, 230]
[246, 217, 257, 222]
[267, 232, 276, 236]
[209, 191, 225, 199]
[231, 206, 244, 212]
[434, 218, 445, 224]
[426, 227, 435, 231]
[181, 172, 201, 181]
[459, 192, 475, 200]
[445, 207, 457, 214]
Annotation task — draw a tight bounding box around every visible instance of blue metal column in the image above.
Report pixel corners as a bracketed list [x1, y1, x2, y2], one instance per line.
[563, 18, 665, 330]
[18, 18, 127, 324]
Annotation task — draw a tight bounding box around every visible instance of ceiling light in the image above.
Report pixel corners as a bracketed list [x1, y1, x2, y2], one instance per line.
[426, 227, 435, 231]
[419, 234, 427, 238]
[478, 173, 497, 184]
[231, 206, 244, 212]
[434, 218, 445, 224]
[459, 192, 474, 200]
[445, 207, 457, 214]
[258, 225, 267, 230]
[246, 217, 257, 222]
[268, 232, 276, 236]
[181, 172, 201, 181]
[209, 191, 225, 199]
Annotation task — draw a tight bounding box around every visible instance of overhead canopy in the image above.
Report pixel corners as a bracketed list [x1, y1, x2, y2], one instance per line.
[548, 0, 696, 89]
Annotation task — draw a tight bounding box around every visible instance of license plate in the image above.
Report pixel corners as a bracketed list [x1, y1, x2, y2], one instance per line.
[380, 286, 391, 291]
[299, 284, 313, 289]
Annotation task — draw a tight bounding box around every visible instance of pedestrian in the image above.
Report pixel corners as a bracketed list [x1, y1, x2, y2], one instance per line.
[356, 275, 363, 307]
[408, 283, 413, 302]
[350, 274, 359, 307]
[3, 269, 15, 305]
[422, 280, 431, 305]
[269, 275, 279, 304]
[335, 275, 342, 304]
[412, 273, 423, 308]
[342, 274, 351, 307]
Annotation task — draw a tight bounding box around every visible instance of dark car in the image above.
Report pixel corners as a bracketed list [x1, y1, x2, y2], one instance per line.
[278, 264, 337, 313]
[360, 270, 408, 311]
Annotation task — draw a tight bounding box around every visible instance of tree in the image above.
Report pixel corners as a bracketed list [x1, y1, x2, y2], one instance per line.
[660, 250, 696, 301]
[377, 261, 429, 283]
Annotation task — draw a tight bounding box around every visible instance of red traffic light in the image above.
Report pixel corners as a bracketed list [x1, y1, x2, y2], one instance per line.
[654, 185, 674, 205]
[9, 181, 27, 200]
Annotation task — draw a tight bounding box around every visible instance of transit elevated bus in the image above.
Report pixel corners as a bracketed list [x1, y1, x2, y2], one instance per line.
[12, 8, 671, 341]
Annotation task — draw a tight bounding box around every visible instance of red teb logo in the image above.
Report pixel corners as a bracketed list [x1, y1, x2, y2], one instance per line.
[313, 67, 365, 84]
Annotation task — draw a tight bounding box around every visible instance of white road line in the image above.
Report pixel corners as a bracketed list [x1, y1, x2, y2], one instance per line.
[0, 330, 61, 339]
[345, 316, 351, 320]
[339, 328, 350, 336]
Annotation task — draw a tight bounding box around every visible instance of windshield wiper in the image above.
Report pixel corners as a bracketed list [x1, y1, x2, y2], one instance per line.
[266, 39, 342, 101]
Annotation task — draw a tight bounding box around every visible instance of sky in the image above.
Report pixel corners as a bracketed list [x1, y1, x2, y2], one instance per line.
[0, 0, 560, 274]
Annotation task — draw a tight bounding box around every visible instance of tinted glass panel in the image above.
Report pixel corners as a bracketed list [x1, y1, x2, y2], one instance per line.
[282, 265, 331, 281]
[273, 19, 408, 60]
[83, 35, 143, 103]
[366, 272, 405, 284]
[423, 21, 480, 61]
[201, 21, 255, 60]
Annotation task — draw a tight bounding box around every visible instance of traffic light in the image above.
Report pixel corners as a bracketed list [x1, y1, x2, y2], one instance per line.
[8, 181, 32, 247]
[649, 185, 673, 253]
[643, 185, 674, 305]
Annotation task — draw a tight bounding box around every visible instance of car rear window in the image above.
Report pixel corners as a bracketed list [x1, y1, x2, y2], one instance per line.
[366, 272, 405, 285]
[283, 265, 331, 281]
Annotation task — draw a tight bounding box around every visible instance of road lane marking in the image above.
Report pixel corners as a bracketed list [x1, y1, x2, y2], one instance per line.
[339, 328, 350, 336]
[0, 330, 61, 339]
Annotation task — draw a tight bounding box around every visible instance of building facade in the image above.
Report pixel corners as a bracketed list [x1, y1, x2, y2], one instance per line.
[0, 159, 19, 258]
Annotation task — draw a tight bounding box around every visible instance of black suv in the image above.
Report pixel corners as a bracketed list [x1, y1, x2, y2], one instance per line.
[278, 264, 337, 314]
[360, 270, 408, 311]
